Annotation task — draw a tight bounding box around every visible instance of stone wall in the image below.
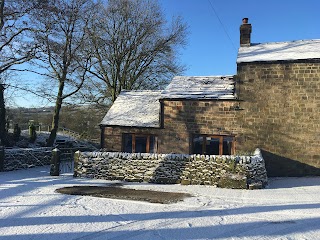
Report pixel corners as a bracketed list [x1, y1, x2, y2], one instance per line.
[1, 147, 52, 171]
[74, 149, 268, 189]
[237, 61, 320, 176]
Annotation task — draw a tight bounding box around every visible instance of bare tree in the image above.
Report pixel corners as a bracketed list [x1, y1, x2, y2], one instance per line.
[0, 0, 37, 145]
[81, 0, 188, 105]
[0, 0, 36, 74]
[31, 0, 93, 146]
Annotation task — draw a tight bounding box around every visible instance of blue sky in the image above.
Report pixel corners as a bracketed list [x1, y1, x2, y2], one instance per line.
[160, 0, 320, 76]
[11, 0, 320, 107]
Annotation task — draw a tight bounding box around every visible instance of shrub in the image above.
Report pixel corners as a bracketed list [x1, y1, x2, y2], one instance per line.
[29, 123, 37, 143]
[13, 124, 21, 142]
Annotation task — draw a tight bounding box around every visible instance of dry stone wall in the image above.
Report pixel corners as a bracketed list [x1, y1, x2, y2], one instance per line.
[1, 147, 52, 171]
[74, 149, 267, 189]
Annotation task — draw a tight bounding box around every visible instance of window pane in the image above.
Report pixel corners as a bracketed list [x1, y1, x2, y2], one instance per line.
[123, 134, 132, 153]
[223, 137, 233, 155]
[193, 136, 203, 154]
[206, 137, 220, 155]
[149, 136, 156, 153]
[135, 136, 147, 153]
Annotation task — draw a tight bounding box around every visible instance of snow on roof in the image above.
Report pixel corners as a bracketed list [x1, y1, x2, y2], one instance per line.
[237, 39, 320, 63]
[100, 90, 162, 128]
[161, 75, 235, 100]
[101, 76, 236, 128]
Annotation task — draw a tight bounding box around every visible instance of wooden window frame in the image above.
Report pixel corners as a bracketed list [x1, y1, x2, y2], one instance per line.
[122, 133, 157, 153]
[192, 134, 235, 155]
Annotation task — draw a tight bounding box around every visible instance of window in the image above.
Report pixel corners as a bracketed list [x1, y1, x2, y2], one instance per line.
[192, 135, 235, 155]
[122, 134, 157, 153]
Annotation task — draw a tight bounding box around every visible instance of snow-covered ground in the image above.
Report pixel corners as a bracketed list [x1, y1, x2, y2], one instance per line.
[1, 167, 320, 240]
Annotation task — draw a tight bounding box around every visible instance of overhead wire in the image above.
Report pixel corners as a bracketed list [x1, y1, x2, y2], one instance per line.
[207, 0, 237, 52]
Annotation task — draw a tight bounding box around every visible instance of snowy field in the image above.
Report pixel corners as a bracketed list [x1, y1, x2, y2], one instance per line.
[1, 166, 320, 240]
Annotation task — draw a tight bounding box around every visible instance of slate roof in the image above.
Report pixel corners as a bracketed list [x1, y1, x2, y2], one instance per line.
[161, 75, 235, 100]
[237, 39, 320, 63]
[100, 90, 162, 128]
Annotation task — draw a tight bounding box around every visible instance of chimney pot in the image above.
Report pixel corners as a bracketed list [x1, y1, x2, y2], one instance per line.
[242, 18, 248, 24]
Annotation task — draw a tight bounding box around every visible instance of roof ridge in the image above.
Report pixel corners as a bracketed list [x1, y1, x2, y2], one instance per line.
[242, 39, 320, 48]
[173, 75, 234, 78]
[121, 90, 162, 93]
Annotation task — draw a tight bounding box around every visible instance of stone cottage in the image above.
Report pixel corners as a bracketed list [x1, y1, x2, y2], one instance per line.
[100, 19, 320, 177]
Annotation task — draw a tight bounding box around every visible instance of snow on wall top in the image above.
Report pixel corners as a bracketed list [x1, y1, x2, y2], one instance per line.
[100, 90, 162, 128]
[161, 75, 235, 100]
[237, 39, 320, 63]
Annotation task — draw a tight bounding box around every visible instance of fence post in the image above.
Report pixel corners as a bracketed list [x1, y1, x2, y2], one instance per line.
[0, 146, 4, 171]
[73, 150, 81, 177]
[50, 148, 60, 176]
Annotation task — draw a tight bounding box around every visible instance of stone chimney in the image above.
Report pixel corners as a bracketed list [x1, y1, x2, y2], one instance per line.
[240, 18, 251, 47]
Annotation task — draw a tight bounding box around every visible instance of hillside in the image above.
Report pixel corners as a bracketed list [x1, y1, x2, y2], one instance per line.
[6, 105, 107, 143]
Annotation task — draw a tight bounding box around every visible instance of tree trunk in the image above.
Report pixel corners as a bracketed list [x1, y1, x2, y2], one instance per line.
[112, 88, 116, 103]
[47, 81, 64, 147]
[0, 84, 7, 146]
